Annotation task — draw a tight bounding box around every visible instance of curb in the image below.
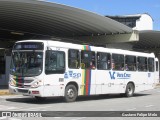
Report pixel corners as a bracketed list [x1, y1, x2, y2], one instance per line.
[0, 90, 13, 95]
[155, 84, 160, 88]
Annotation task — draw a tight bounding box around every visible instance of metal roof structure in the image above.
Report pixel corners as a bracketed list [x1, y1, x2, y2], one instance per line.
[133, 30, 160, 52]
[0, 0, 160, 53]
[0, 0, 132, 43]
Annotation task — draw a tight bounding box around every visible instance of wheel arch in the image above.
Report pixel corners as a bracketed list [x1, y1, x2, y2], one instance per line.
[66, 81, 79, 91]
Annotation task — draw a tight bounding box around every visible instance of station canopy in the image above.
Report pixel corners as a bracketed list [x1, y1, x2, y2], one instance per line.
[0, 0, 132, 43]
[133, 30, 160, 52]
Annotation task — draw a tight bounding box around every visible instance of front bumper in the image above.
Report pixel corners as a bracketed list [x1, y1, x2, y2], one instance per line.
[9, 85, 43, 97]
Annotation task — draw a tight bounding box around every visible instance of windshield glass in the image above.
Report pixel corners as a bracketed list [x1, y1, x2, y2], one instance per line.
[10, 51, 43, 77]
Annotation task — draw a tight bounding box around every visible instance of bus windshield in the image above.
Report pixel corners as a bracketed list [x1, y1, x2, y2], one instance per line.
[10, 51, 43, 77]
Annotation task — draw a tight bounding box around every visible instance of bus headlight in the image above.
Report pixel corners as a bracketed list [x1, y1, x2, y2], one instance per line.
[31, 80, 42, 88]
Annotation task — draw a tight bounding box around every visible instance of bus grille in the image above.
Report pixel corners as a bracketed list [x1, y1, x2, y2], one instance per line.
[17, 89, 29, 93]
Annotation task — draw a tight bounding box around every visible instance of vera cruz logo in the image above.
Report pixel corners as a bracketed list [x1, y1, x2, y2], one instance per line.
[109, 71, 131, 80]
[109, 71, 116, 79]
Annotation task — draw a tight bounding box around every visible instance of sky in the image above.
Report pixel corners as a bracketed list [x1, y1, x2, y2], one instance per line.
[47, 0, 160, 30]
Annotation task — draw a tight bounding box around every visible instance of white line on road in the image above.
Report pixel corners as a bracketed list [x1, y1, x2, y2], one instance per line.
[8, 118, 22, 120]
[70, 117, 86, 120]
[0, 95, 27, 99]
[145, 105, 154, 108]
[0, 117, 22, 120]
[7, 107, 19, 110]
[126, 108, 136, 110]
[17, 105, 54, 111]
[0, 117, 7, 120]
[0, 105, 19, 110]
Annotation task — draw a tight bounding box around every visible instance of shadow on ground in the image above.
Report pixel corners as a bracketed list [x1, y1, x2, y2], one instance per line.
[5, 93, 150, 104]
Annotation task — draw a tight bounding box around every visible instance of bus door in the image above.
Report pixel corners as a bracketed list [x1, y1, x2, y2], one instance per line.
[80, 50, 96, 95]
[108, 54, 125, 93]
[147, 58, 157, 89]
[96, 52, 112, 94]
[96, 69, 109, 94]
[43, 49, 66, 96]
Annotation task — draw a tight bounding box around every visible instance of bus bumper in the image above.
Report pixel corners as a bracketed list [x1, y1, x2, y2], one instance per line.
[9, 85, 43, 97]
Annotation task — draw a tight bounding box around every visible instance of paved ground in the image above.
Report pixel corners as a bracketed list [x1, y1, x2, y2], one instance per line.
[0, 87, 160, 120]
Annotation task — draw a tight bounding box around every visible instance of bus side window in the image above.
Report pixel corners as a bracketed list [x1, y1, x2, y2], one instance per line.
[45, 50, 65, 74]
[137, 57, 147, 72]
[68, 49, 80, 69]
[81, 50, 96, 69]
[125, 55, 136, 71]
[97, 52, 111, 70]
[156, 61, 159, 71]
[112, 54, 124, 71]
[148, 58, 154, 72]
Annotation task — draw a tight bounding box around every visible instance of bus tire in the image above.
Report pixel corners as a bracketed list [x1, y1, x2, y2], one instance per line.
[125, 83, 134, 97]
[64, 84, 78, 102]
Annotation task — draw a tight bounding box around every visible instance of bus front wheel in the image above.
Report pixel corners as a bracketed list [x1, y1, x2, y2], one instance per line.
[64, 84, 78, 102]
[125, 83, 134, 97]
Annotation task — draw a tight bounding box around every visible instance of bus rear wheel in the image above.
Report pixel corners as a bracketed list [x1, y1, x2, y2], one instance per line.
[125, 83, 134, 97]
[64, 84, 78, 102]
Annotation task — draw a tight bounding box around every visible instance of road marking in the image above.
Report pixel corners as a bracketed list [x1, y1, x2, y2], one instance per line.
[70, 117, 86, 120]
[145, 105, 154, 108]
[0, 117, 20, 120]
[126, 108, 136, 110]
[7, 107, 19, 110]
[41, 110, 48, 111]
[8, 118, 22, 120]
[0, 95, 25, 99]
[17, 105, 54, 111]
[0, 117, 7, 120]
[54, 117, 62, 119]
[15, 105, 50, 110]
[0, 105, 19, 110]
[0, 117, 22, 120]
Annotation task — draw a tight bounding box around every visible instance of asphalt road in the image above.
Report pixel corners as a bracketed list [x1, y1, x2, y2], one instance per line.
[0, 88, 160, 120]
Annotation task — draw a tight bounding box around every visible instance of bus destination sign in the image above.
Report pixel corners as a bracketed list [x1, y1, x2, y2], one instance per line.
[13, 42, 44, 50]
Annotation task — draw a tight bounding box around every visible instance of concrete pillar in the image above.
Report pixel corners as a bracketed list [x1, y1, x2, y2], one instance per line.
[5, 49, 12, 86]
[0, 49, 5, 86]
[5, 56, 11, 85]
[157, 54, 160, 83]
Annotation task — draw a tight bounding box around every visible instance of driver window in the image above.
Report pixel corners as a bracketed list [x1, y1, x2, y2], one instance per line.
[45, 50, 65, 74]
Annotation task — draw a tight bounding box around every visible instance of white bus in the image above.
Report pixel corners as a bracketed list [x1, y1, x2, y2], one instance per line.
[9, 40, 159, 102]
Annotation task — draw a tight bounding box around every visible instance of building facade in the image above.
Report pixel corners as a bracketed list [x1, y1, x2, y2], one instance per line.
[107, 13, 153, 30]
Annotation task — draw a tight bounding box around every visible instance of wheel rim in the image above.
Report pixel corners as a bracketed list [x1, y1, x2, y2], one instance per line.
[67, 88, 75, 99]
[127, 86, 133, 95]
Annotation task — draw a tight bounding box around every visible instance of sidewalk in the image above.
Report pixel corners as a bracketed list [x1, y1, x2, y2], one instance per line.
[0, 85, 11, 95]
[155, 83, 160, 88]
